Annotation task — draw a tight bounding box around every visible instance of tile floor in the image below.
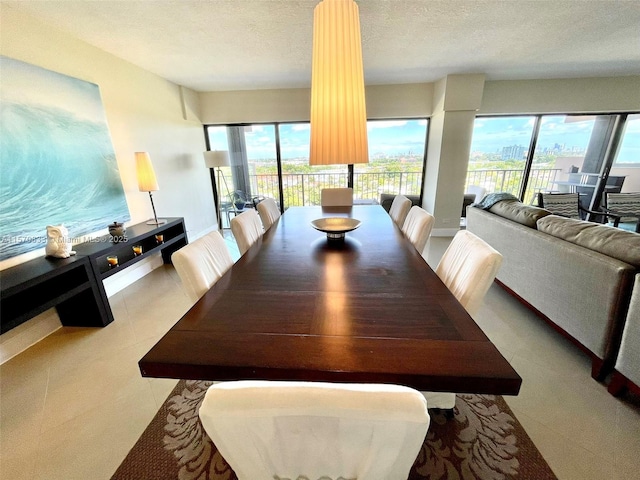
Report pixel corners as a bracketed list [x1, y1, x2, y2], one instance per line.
[1, 235, 638, 480]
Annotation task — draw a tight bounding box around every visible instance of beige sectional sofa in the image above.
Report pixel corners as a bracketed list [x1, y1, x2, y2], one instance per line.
[608, 274, 640, 395]
[467, 201, 640, 381]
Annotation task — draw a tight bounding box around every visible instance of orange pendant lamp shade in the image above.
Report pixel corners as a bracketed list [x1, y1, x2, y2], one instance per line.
[310, 0, 368, 165]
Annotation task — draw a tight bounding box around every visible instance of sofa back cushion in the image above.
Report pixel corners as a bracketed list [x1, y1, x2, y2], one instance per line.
[487, 200, 552, 228]
[537, 215, 640, 267]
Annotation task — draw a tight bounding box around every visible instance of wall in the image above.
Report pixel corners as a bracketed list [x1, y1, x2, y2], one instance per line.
[480, 77, 640, 115]
[0, 6, 216, 362]
[199, 83, 433, 124]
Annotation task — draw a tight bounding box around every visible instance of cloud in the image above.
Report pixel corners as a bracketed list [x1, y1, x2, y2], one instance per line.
[367, 120, 408, 130]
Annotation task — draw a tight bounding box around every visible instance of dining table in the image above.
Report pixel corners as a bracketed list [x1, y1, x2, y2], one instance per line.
[139, 205, 521, 396]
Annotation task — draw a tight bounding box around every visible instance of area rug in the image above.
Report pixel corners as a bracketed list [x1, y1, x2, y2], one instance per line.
[112, 380, 557, 480]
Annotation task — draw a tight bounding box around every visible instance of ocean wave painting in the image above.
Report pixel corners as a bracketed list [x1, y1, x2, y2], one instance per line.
[0, 56, 130, 261]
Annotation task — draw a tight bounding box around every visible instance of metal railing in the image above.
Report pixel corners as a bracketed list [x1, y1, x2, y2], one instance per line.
[250, 171, 423, 207]
[246, 168, 563, 207]
[465, 167, 562, 204]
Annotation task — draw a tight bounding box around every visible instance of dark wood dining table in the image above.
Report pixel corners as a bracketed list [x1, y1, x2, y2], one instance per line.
[139, 205, 521, 396]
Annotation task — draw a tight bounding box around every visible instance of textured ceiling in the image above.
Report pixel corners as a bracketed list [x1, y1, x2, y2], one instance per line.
[4, 0, 640, 92]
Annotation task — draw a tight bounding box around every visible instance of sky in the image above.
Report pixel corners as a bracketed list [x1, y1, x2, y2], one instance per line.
[471, 115, 640, 163]
[208, 114, 639, 164]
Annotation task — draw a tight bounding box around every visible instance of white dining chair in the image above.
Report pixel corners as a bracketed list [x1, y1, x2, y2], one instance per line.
[198, 380, 430, 480]
[389, 194, 412, 227]
[436, 230, 503, 317]
[321, 187, 353, 207]
[171, 230, 234, 303]
[423, 230, 503, 411]
[256, 197, 281, 230]
[230, 209, 264, 255]
[401, 206, 434, 254]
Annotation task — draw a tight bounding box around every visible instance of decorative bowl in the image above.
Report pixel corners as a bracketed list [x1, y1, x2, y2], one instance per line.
[311, 217, 361, 240]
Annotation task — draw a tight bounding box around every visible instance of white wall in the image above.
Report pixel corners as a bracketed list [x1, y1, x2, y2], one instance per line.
[1, 5, 216, 259]
[0, 5, 217, 362]
[480, 77, 640, 115]
[199, 83, 433, 124]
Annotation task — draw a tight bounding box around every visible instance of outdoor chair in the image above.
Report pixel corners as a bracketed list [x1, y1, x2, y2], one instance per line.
[537, 192, 619, 223]
[601, 192, 640, 232]
[198, 380, 430, 480]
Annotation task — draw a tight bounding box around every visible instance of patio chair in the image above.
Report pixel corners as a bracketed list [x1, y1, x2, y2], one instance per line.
[537, 192, 619, 223]
[601, 192, 640, 232]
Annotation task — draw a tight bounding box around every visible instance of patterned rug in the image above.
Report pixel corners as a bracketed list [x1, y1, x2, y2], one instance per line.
[111, 380, 557, 480]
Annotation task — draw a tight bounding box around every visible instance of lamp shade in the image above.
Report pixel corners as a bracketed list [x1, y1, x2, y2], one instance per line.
[135, 152, 159, 192]
[309, 0, 368, 165]
[203, 150, 230, 168]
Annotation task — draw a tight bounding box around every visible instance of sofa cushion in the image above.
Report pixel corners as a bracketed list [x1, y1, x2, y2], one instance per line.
[488, 200, 552, 228]
[537, 215, 640, 267]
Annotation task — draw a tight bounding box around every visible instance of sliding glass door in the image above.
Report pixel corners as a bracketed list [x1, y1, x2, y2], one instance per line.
[467, 113, 637, 210]
[206, 118, 429, 213]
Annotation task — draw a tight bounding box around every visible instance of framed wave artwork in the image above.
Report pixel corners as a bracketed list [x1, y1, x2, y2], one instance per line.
[0, 56, 130, 261]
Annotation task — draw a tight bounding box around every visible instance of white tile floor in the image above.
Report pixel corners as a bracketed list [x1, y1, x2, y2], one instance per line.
[1, 235, 638, 480]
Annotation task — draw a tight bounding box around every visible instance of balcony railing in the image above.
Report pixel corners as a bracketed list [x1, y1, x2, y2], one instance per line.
[465, 167, 563, 204]
[250, 171, 423, 207]
[245, 167, 563, 208]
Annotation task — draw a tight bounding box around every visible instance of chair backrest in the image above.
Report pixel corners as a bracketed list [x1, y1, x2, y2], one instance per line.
[538, 192, 581, 219]
[171, 231, 233, 303]
[230, 209, 264, 255]
[435, 230, 503, 316]
[256, 197, 281, 230]
[198, 380, 430, 480]
[606, 192, 640, 219]
[389, 194, 412, 227]
[466, 185, 487, 203]
[321, 187, 353, 207]
[401, 206, 435, 254]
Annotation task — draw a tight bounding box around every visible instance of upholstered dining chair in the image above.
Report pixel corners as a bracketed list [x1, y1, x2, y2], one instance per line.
[401, 206, 434, 254]
[320, 187, 354, 207]
[171, 230, 234, 303]
[198, 380, 430, 480]
[602, 192, 640, 232]
[230, 209, 264, 255]
[256, 197, 281, 231]
[423, 230, 504, 411]
[389, 194, 412, 227]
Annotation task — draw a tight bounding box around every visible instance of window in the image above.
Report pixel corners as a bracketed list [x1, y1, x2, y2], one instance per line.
[278, 123, 348, 207]
[468, 113, 637, 209]
[614, 113, 640, 166]
[467, 116, 536, 197]
[206, 118, 429, 216]
[354, 119, 428, 203]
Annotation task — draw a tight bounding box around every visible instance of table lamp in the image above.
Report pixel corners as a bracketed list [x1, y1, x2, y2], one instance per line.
[136, 152, 166, 225]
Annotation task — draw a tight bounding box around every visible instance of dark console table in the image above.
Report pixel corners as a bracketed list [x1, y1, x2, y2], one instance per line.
[0, 217, 187, 334]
